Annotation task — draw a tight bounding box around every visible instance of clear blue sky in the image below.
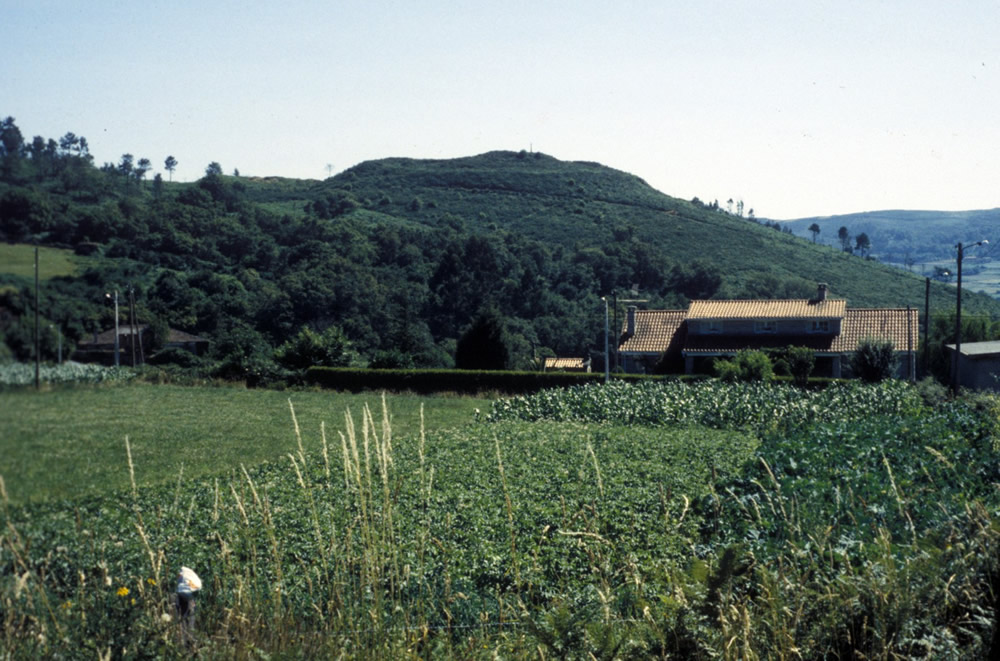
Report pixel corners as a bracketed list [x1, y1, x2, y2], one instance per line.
[3, 0, 998, 219]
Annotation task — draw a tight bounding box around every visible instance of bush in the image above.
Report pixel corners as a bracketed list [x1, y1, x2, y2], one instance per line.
[274, 325, 355, 371]
[147, 347, 206, 368]
[785, 346, 815, 386]
[915, 376, 949, 406]
[851, 338, 897, 382]
[455, 309, 512, 371]
[714, 350, 773, 382]
[368, 349, 415, 370]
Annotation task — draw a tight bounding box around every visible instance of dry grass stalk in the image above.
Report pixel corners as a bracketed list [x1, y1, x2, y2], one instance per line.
[320, 421, 331, 483]
[586, 441, 604, 499]
[125, 436, 138, 500]
[288, 398, 306, 465]
[493, 433, 520, 588]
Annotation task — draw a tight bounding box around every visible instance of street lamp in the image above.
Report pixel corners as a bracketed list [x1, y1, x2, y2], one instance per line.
[952, 239, 988, 395]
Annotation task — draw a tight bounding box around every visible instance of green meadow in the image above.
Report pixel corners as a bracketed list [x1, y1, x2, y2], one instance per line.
[0, 243, 78, 280]
[0, 384, 483, 503]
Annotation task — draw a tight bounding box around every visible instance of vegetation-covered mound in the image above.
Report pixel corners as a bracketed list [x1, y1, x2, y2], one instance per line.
[3, 116, 996, 377]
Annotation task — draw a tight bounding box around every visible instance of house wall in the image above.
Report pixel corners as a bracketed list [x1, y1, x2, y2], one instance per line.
[621, 353, 660, 374]
[688, 319, 841, 336]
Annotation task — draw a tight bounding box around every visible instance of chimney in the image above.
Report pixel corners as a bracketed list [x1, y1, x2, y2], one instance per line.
[816, 283, 828, 302]
[626, 306, 637, 337]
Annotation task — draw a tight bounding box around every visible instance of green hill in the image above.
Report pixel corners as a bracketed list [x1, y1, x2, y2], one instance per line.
[251, 150, 999, 311]
[1, 115, 998, 372]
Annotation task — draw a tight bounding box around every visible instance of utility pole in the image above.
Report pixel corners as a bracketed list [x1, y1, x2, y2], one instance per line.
[128, 286, 137, 367]
[923, 277, 930, 377]
[130, 287, 145, 364]
[107, 290, 120, 367]
[602, 296, 609, 384]
[952, 239, 988, 396]
[34, 243, 40, 390]
[611, 291, 617, 371]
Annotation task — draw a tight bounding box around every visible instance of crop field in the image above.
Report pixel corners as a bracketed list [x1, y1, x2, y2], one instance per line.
[3, 380, 1000, 658]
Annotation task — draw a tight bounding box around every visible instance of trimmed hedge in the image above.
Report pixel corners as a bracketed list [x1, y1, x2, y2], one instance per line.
[304, 367, 684, 394]
[303, 367, 848, 395]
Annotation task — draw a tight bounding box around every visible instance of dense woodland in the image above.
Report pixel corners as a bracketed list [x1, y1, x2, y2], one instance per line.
[2, 115, 999, 381]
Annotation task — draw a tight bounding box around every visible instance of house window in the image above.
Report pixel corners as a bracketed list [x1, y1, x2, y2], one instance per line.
[754, 320, 777, 334]
[702, 320, 723, 334]
[810, 320, 830, 333]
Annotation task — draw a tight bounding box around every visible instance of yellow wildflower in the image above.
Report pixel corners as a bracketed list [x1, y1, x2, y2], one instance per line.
[146, 578, 157, 586]
[116, 586, 129, 597]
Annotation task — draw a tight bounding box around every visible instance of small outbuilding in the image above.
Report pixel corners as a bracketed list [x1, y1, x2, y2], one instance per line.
[543, 357, 591, 373]
[946, 341, 1000, 391]
[74, 325, 209, 365]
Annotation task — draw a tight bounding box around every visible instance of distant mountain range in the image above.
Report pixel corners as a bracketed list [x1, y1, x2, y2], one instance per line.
[780, 210, 999, 298]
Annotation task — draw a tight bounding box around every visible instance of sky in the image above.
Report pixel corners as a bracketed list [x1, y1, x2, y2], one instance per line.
[3, 0, 999, 220]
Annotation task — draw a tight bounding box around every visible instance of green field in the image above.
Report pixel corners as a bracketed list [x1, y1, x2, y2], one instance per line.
[3, 380, 1000, 658]
[0, 384, 484, 503]
[0, 242, 78, 280]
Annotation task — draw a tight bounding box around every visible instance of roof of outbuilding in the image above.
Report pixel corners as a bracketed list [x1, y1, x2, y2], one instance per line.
[544, 357, 589, 369]
[78, 325, 209, 346]
[945, 340, 1000, 357]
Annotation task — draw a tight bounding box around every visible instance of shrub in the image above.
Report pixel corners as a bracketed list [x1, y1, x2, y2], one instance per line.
[455, 309, 512, 371]
[714, 349, 773, 382]
[851, 337, 897, 382]
[274, 325, 354, 371]
[368, 349, 415, 370]
[915, 376, 949, 406]
[147, 347, 206, 368]
[785, 346, 815, 386]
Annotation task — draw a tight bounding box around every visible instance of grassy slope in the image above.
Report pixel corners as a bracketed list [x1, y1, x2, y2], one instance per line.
[0, 243, 78, 280]
[0, 385, 484, 504]
[244, 151, 1000, 317]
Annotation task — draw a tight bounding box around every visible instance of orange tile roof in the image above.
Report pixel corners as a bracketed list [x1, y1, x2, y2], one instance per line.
[620, 306, 918, 356]
[618, 310, 687, 354]
[688, 299, 847, 320]
[832, 308, 920, 353]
